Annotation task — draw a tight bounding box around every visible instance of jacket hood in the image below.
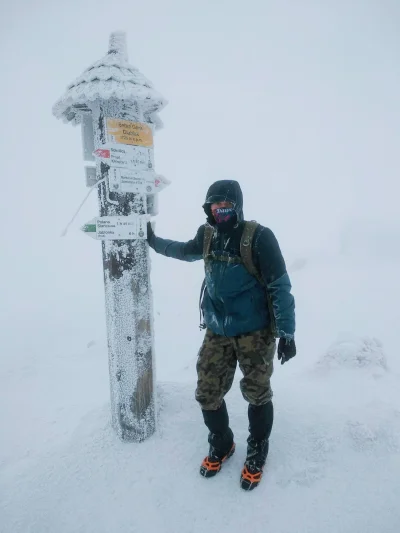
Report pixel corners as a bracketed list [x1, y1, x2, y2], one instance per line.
[202, 180, 244, 223]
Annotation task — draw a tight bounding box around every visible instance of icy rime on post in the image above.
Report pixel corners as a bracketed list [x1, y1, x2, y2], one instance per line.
[52, 32, 167, 441]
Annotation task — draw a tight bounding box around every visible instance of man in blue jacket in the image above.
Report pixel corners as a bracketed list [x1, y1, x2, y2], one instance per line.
[147, 180, 296, 490]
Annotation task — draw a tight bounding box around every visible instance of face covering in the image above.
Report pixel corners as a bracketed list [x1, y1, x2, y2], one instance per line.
[213, 207, 238, 231]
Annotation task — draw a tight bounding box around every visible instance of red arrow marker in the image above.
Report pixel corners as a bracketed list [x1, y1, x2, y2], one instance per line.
[93, 148, 110, 158]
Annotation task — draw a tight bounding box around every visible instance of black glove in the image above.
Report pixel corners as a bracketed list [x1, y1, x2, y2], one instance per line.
[146, 221, 154, 242]
[277, 338, 296, 365]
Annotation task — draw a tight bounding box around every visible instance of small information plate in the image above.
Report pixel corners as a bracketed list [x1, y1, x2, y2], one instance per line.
[82, 216, 147, 240]
[93, 143, 154, 171]
[108, 169, 170, 194]
[106, 119, 153, 147]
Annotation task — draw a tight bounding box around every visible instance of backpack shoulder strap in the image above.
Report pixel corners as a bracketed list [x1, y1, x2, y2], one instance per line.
[240, 221, 263, 284]
[203, 224, 214, 259]
[241, 221, 277, 337]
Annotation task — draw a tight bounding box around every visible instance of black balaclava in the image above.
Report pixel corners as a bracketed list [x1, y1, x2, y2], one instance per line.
[202, 180, 244, 232]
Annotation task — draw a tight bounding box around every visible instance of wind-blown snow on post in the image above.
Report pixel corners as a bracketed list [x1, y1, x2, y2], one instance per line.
[52, 31, 167, 442]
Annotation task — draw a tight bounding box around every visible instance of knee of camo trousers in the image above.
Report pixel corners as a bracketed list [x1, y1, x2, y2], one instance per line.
[236, 328, 275, 405]
[195, 330, 237, 410]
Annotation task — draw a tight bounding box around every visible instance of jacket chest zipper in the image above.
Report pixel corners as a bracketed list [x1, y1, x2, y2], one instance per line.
[212, 232, 228, 336]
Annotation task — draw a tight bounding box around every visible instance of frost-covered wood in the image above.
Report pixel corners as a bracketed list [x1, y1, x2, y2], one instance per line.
[92, 99, 155, 441]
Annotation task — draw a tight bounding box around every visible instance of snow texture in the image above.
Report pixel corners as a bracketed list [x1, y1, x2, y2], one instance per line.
[52, 32, 167, 128]
[316, 335, 388, 373]
[1, 253, 400, 533]
[1, 374, 400, 533]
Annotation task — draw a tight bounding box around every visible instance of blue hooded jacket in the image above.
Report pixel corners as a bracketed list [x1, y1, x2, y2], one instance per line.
[148, 180, 295, 339]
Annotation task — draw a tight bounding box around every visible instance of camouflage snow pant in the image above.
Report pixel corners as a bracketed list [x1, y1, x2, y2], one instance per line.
[195, 328, 276, 410]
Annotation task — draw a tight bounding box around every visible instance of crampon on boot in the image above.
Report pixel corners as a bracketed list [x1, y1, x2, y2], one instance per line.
[200, 442, 235, 478]
[240, 437, 269, 491]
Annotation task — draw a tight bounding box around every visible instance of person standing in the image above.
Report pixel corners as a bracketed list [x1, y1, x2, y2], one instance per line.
[147, 180, 296, 490]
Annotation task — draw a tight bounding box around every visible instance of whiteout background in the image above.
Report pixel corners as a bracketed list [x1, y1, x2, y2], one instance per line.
[1, 1, 400, 532]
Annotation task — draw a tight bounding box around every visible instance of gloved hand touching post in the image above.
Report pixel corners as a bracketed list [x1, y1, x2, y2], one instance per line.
[147, 221, 154, 242]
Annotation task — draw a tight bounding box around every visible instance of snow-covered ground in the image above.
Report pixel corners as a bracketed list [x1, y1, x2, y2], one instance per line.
[2, 244, 400, 533]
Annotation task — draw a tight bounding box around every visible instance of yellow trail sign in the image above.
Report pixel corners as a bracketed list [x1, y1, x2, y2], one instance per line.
[106, 118, 153, 147]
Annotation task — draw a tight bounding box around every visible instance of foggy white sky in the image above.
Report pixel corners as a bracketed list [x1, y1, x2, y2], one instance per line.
[1, 0, 399, 328]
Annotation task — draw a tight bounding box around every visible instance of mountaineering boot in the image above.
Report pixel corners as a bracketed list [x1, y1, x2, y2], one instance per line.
[200, 401, 235, 477]
[240, 436, 269, 490]
[200, 432, 235, 477]
[240, 401, 273, 490]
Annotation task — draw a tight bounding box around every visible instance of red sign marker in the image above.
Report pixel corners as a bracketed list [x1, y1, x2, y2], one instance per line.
[93, 148, 110, 158]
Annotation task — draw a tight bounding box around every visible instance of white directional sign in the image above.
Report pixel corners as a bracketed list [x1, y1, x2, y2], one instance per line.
[82, 215, 147, 240]
[93, 143, 154, 171]
[154, 174, 171, 192]
[108, 168, 171, 194]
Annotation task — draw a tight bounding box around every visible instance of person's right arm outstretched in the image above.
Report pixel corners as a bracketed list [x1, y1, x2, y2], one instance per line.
[147, 222, 205, 262]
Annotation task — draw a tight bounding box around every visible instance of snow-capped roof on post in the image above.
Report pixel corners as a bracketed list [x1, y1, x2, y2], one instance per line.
[52, 31, 167, 128]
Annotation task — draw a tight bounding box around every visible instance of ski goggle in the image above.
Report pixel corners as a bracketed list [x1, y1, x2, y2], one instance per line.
[210, 201, 234, 214]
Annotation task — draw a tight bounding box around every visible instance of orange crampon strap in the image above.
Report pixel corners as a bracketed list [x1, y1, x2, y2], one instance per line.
[241, 465, 263, 484]
[201, 457, 222, 472]
[201, 443, 235, 471]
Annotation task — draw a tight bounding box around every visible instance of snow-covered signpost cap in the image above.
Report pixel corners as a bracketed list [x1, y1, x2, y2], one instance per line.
[53, 31, 166, 128]
[53, 31, 167, 442]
